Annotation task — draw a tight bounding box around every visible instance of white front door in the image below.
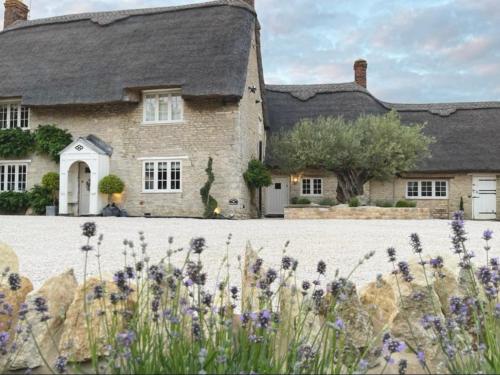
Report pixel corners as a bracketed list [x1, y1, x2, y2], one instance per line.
[78, 163, 91, 216]
[265, 177, 290, 216]
[472, 176, 497, 220]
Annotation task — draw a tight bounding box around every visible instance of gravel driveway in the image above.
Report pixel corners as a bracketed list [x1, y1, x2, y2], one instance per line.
[1, 216, 499, 289]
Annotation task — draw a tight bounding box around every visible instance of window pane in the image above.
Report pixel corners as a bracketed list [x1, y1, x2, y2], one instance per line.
[421, 181, 432, 197]
[435, 181, 447, 197]
[7, 165, 16, 191]
[407, 182, 418, 197]
[0, 105, 7, 129]
[20, 107, 29, 129]
[170, 161, 181, 190]
[144, 95, 156, 122]
[144, 162, 155, 190]
[17, 165, 26, 191]
[313, 179, 322, 195]
[158, 95, 169, 122]
[157, 162, 168, 190]
[0, 165, 4, 191]
[171, 95, 183, 121]
[9, 104, 18, 128]
[302, 179, 311, 195]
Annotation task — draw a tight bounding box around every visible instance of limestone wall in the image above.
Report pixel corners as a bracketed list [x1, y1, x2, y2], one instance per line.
[285, 206, 432, 220]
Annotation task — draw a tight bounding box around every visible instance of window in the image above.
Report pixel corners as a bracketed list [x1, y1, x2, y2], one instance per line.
[406, 180, 448, 199]
[0, 102, 30, 129]
[143, 91, 184, 124]
[142, 160, 182, 193]
[302, 178, 322, 196]
[0, 163, 28, 192]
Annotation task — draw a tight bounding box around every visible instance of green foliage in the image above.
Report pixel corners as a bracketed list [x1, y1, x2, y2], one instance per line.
[42, 172, 60, 192]
[319, 198, 337, 206]
[374, 200, 393, 208]
[200, 157, 218, 218]
[34, 125, 73, 162]
[348, 197, 360, 207]
[267, 111, 433, 202]
[28, 185, 53, 215]
[243, 159, 272, 189]
[0, 128, 35, 158]
[99, 175, 125, 204]
[459, 196, 464, 211]
[395, 199, 417, 208]
[0, 191, 30, 214]
[291, 197, 311, 205]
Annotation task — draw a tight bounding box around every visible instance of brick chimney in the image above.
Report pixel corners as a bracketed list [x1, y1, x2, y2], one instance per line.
[354, 59, 368, 88]
[4, 0, 29, 29]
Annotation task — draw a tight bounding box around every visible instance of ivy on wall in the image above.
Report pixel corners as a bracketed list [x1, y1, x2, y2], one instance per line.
[0, 125, 73, 162]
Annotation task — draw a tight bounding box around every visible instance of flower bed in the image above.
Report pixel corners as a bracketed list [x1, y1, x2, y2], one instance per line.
[285, 205, 431, 220]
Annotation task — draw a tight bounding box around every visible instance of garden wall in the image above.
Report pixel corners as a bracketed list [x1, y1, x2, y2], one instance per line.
[284, 205, 432, 220]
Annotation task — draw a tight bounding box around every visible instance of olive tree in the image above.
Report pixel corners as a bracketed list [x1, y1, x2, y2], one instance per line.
[267, 111, 433, 203]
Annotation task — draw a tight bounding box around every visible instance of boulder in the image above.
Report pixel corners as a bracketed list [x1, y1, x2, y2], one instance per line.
[9, 269, 78, 370]
[58, 277, 134, 362]
[360, 277, 398, 334]
[0, 243, 19, 275]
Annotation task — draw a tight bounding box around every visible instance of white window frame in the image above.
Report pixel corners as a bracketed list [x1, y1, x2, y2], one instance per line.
[0, 100, 30, 130]
[405, 180, 448, 199]
[142, 89, 184, 125]
[141, 159, 183, 193]
[301, 177, 323, 196]
[0, 161, 30, 192]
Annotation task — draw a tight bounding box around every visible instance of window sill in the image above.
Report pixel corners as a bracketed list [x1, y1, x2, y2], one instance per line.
[405, 196, 448, 200]
[141, 121, 185, 126]
[301, 194, 323, 197]
[142, 190, 183, 194]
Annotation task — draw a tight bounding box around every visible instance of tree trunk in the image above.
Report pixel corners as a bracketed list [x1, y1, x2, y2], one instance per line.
[335, 170, 368, 203]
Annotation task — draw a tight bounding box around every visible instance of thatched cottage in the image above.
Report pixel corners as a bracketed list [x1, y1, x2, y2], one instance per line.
[1, 0, 499, 219]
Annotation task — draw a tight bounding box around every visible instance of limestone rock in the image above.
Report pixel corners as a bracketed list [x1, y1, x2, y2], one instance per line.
[360, 278, 398, 334]
[0, 243, 19, 275]
[0, 276, 33, 333]
[241, 242, 261, 312]
[10, 269, 78, 370]
[58, 277, 134, 362]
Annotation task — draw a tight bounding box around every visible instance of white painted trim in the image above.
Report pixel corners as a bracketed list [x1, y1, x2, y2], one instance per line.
[301, 177, 324, 197]
[142, 90, 184, 124]
[142, 88, 183, 94]
[0, 101, 30, 130]
[0, 162, 29, 192]
[0, 160, 32, 164]
[137, 156, 189, 161]
[405, 180, 449, 199]
[141, 159, 183, 194]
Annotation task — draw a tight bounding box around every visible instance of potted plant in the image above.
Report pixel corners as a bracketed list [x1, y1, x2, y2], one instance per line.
[41, 172, 59, 216]
[99, 175, 125, 217]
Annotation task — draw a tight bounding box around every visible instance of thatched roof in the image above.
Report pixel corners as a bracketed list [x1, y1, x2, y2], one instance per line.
[266, 83, 500, 173]
[0, 0, 256, 105]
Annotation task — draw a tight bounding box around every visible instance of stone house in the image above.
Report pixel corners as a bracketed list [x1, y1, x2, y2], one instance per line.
[1, 0, 499, 220]
[265, 61, 500, 220]
[0, 0, 266, 218]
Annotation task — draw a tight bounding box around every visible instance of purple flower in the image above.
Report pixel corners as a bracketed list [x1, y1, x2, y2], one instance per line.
[334, 318, 345, 331]
[398, 359, 408, 375]
[483, 229, 493, 241]
[397, 261, 413, 282]
[317, 260, 326, 275]
[429, 256, 444, 269]
[451, 211, 467, 254]
[81, 222, 96, 238]
[117, 330, 135, 348]
[495, 304, 500, 319]
[8, 273, 21, 291]
[184, 278, 194, 287]
[417, 351, 426, 368]
[281, 256, 292, 270]
[190, 237, 206, 254]
[387, 247, 397, 262]
[54, 356, 68, 374]
[80, 245, 93, 252]
[410, 233, 423, 254]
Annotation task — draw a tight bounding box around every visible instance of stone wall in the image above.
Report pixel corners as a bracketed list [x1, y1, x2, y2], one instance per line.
[6, 31, 264, 219]
[285, 205, 432, 220]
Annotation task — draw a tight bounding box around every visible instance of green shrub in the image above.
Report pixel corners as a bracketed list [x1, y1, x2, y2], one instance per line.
[99, 175, 125, 204]
[459, 196, 464, 211]
[28, 185, 53, 215]
[395, 199, 417, 208]
[0, 128, 35, 158]
[0, 191, 30, 214]
[290, 197, 311, 205]
[319, 198, 337, 206]
[200, 157, 218, 218]
[348, 196, 360, 207]
[243, 159, 272, 189]
[374, 200, 393, 208]
[34, 125, 73, 162]
[41, 172, 60, 205]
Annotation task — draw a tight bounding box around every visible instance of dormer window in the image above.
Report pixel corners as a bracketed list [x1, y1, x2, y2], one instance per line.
[0, 101, 30, 129]
[143, 90, 184, 124]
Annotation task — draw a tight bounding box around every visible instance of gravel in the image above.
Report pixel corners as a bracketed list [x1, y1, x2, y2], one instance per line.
[1, 216, 499, 289]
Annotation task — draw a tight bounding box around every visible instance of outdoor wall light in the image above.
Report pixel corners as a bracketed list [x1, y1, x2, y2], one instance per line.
[214, 207, 222, 215]
[292, 176, 299, 184]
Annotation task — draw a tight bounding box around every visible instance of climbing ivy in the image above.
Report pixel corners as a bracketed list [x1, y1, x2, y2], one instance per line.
[0, 128, 35, 158]
[200, 157, 218, 218]
[34, 125, 73, 162]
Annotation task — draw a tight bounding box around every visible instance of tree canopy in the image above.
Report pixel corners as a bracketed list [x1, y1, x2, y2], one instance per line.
[267, 111, 434, 202]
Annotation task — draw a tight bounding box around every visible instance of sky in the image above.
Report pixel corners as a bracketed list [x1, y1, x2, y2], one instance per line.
[2, 0, 500, 103]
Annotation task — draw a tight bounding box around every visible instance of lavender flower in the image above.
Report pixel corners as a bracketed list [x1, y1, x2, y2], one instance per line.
[398, 359, 408, 375]
[81, 222, 96, 238]
[317, 260, 326, 275]
[410, 233, 423, 254]
[0, 331, 10, 354]
[8, 273, 21, 291]
[54, 356, 68, 374]
[417, 351, 426, 368]
[257, 309, 272, 328]
[33, 297, 48, 314]
[80, 245, 93, 252]
[281, 256, 292, 270]
[190, 237, 206, 254]
[251, 258, 263, 274]
[117, 330, 135, 347]
[397, 261, 413, 282]
[266, 268, 278, 284]
[334, 318, 345, 331]
[302, 280, 311, 292]
[451, 211, 466, 253]
[387, 247, 397, 262]
[483, 229, 493, 241]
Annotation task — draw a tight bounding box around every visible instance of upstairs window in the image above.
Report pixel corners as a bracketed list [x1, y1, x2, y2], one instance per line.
[0, 102, 30, 129]
[406, 180, 448, 199]
[302, 178, 323, 196]
[0, 163, 27, 192]
[143, 91, 183, 124]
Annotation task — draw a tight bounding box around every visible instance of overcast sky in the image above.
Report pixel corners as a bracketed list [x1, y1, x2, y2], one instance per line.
[2, 0, 499, 103]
